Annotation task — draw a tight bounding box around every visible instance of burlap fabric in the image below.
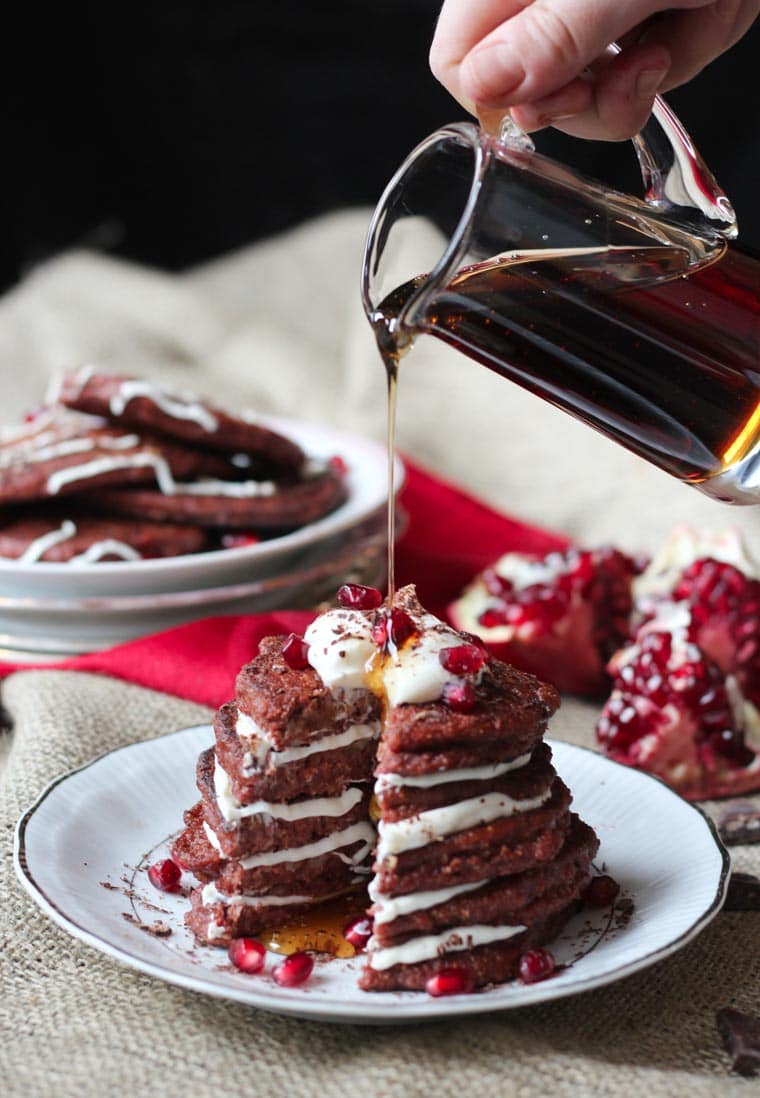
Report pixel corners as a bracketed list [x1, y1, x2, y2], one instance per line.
[1, 670, 758, 1097]
[1, 212, 759, 1094]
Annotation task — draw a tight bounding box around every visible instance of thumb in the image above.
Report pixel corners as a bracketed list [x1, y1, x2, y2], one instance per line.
[459, 0, 668, 106]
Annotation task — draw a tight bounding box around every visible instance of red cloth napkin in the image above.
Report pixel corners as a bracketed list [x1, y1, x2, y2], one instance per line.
[0, 460, 567, 709]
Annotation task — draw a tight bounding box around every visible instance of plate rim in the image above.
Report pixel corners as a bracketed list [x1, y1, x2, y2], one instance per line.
[14, 728, 731, 1023]
[0, 525, 391, 615]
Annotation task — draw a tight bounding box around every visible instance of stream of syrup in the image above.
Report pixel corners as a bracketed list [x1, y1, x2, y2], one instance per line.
[380, 322, 414, 601]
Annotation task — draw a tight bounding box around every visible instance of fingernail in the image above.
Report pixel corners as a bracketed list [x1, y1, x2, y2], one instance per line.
[529, 112, 578, 130]
[636, 67, 667, 100]
[464, 42, 524, 100]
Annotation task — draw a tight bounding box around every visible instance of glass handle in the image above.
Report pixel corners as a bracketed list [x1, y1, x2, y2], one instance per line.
[632, 95, 737, 239]
[495, 59, 737, 244]
[577, 36, 738, 242]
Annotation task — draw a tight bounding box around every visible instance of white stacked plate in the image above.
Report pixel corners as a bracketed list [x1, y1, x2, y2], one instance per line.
[0, 417, 401, 656]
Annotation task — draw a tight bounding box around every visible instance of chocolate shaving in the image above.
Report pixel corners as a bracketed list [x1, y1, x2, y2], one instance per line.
[122, 912, 172, 937]
[613, 896, 635, 929]
[724, 872, 760, 912]
[716, 1008, 760, 1076]
[718, 803, 760, 846]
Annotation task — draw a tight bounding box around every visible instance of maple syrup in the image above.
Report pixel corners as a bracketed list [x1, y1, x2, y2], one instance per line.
[258, 890, 368, 958]
[372, 243, 760, 502]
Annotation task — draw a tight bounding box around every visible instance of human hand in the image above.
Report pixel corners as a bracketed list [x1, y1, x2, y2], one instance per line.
[430, 0, 760, 139]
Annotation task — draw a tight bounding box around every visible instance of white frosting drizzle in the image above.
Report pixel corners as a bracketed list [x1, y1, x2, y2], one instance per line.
[98, 433, 143, 450]
[235, 710, 270, 742]
[169, 478, 276, 499]
[236, 711, 275, 769]
[238, 821, 376, 870]
[0, 416, 57, 447]
[68, 364, 97, 401]
[110, 380, 219, 433]
[205, 920, 228, 941]
[18, 520, 77, 563]
[236, 712, 380, 773]
[370, 879, 487, 926]
[22, 433, 142, 465]
[375, 788, 552, 861]
[44, 364, 96, 406]
[375, 751, 532, 792]
[21, 437, 95, 463]
[13, 521, 142, 566]
[213, 758, 364, 823]
[367, 922, 527, 971]
[303, 457, 328, 477]
[201, 882, 314, 908]
[203, 821, 223, 853]
[46, 452, 176, 496]
[69, 540, 142, 565]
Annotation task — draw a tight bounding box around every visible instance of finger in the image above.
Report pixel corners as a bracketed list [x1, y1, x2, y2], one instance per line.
[430, 0, 533, 113]
[508, 77, 595, 131]
[456, 0, 695, 108]
[514, 40, 671, 140]
[640, 0, 760, 89]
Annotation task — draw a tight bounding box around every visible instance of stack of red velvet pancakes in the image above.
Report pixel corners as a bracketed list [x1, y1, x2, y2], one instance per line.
[174, 584, 599, 992]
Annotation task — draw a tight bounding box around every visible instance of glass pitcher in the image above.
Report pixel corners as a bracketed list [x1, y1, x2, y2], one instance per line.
[362, 96, 759, 504]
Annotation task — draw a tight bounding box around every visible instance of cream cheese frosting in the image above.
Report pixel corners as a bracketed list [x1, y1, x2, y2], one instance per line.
[304, 603, 484, 705]
[304, 609, 377, 691]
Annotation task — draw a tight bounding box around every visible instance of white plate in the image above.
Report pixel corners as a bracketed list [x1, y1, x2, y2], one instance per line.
[0, 417, 403, 598]
[14, 728, 728, 1023]
[0, 527, 388, 655]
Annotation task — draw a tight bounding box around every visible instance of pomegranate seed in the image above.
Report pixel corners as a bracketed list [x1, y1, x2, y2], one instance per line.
[442, 681, 477, 713]
[371, 615, 388, 647]
[583, 874, 620, 908]
[710, 728, 755, 767]
[479, 608, 508, 629]
[518, 948, 556, 984]
[342, 916, 372, 951]
[328, 454, 348, 476]
[228, 937, 266, 974]
[336, 583, 383, 611]
[147, 858, 181, 893]
[371, 608, 417, 649]
[737, 638, 760, 664]
[425, 967, 475, 997]
[281, 633, 311, 670]
[23, 405, 47, 422]
[388, 608, 417, 648]
[220, 531, 260, 549]
[439, 643, 485, 675]
[272, 951, 314, 987]
[459, 630, 490, 655]
[483, 568, 513, 597]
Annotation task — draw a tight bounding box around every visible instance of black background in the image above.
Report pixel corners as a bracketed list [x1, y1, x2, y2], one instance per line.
[2, 1, 758, 290]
